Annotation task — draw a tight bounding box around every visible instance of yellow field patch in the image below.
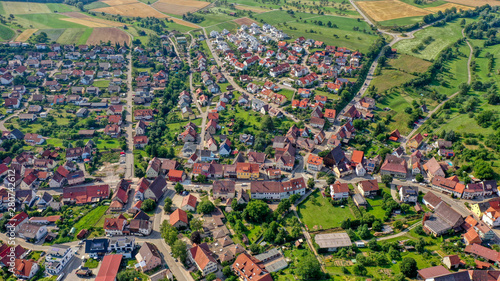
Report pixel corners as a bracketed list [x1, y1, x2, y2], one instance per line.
[154, 0, 209, 9]
[444, 0, 500, 6]
[152, 0, 210, 15]
[233, 4, 268, 13]
[425, 2, 473, 12]
[93, 3, 168, 18]
[169, 17, 201, 28]
[61, 18, 110, 28]
[356, 0, 431, 21]
[2, 1, 51, 14]
[100, 0, 138, 6]
[16, 29, 38, 42]
[61, 12, 125, 27]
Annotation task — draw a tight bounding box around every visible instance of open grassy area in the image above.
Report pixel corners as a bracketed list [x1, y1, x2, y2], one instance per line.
[2, 1, 51, 14]
[371, 69, 416, 93]
[378, 16, 424, 27]
[37, 29, 65, 42]
[57, 28, 87, 45]
[0, 24, 15, 41]
[195, 9, 238, 27]
[84, 1, 111, 10]
[375, 90, 419, 135]
[205, 21, 239, 33]
[73, 205, 109, 239]
[93, 79, 111, 88]
[46, 3, 77, 13]
[428, 43, 470, 96]
[96, 139, 121, 150]
[17, 13, 88, 29]
[298, 189, 355, 231]
[389, 54, 433, 74]
[84, 258, 100, 268]
[78, 28, 94, 45]
[393, 19, 469, 60]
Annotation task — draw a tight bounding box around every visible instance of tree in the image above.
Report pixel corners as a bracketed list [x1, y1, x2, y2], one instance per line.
[296, 255, 322, 280]
[307, 178, 315, 189]
[400, 203, 411, 214]
[141, 199, 157, 212]
[206, 273, 216, 281]
[249, 243, 261, 254]
[190, 217, 203, 232]
[275, 199, 291, 216]
[174, 182, 184, 194]
[223, 265, 234, 277]
[372, 220, 383, 232]
[197, 199, 215, 214]
[160, 221, 178, 245]
[164, 197, 173, 213]
[172, 240, 188, 263]
[382, 174, 393, 186]
[474, 160, 494, 179]
[357, 224, 370, 239]
[400, 257, 418, 278]
[326, 174, 336, 185]
[261, 115, 274, 132]
[388, 246, 400, 260]
[191, 231, 201, 244]
[244, 200, 271, 223]
[393, 220, 404, 230]
[415, 173, 424, 183]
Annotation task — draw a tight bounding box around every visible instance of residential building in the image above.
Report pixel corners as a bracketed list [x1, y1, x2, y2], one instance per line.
[45, 245, 74, 275]
[250, 177, 306, 200]
[189, 243, 218, 276]
[135, 242, 162, 272]
[330, 181, 349, 200]
[357, 179, 379, 198]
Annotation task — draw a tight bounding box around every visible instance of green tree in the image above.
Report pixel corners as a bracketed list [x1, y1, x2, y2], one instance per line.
[296, 255, 322, 280]
[261, 115, 274, 132]
[382, 174, 393, 186]
[393, 220, 404, 230]
[174, 182, 184, 193]
[172, 240, 188, 263]
[141, 199, 157, 212]
[197, 199, 215, 214]
[400, 257, 417, 278]
[223, 265, 234, 277]
[190, 231, 201, 244]
[307, 178, 315, 189]
[164, 197, 173, 213]
[190, 217, 203, 232]
[415, 173, 424, 182]
[160, 221, 178, 245]
[244, 200, 271, 223]
[205, 273, 216, 281]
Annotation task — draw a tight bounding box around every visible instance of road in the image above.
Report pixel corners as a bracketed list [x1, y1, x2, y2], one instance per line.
[124, 52, 135, 179]
[403, 27, 473, 145]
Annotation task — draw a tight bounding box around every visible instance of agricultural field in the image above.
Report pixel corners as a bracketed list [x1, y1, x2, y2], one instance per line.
[389, 54, 433, 74]
[1, 1, 51, 14]
[393, 19, 467, 60]
[378, 16, 425, 27]
[445, 0, 500, 6]
[15, 14, 88, 29]
[84, 1, 111, 10]
[61, 12, 125, 27]
[0, 24, 15, 41]
[15, 28, 37, 42]
[46, 3, 77, 13]
[205, 21, 239, 33]
[356, 0, 431, 22]
[233, 4, 269, 13]
[56, 28, 87, 45]
[152, 0, 210, 15]
[92, 2, 168, 18]
[86, 27, 130, 45]
[424, 2, 472, 12]
[297, 190, 356, 230]
[193, 9, 240, 27]
[36, 29, 66, 42]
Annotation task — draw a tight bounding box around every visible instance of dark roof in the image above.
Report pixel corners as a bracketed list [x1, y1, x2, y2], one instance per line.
[433, 271, 471, 281]
[434, 201, 463, 227]
[417, 265, 450, 279]
[85, 238, 109, 254]
[148, 175, 166, 200]
[423, 192, 443, 208]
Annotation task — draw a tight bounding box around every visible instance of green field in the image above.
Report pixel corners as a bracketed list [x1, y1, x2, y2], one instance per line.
[205, 21, 239, 33]
[375, 90, 419, 135]
[389, 54, 433, 74]
[195, 9, 238, 27]
[2, 1, 51, 14]
[399, 0, 448, 8]
[84, 1, 110, 10]
[73, 205, 109, 239]
[93, 79, 111, 88]
[428, 43, 470, 96]
[57, 28, 87, 44]
[17, 13, 87, 29]
[371, 69, 416, 93]
[298, 190, 355, 230]
[0, 24, 15, 41]
[393, 19, 467, 60]
[379, 16, 424, 27]
[46, 3, 77, 13]
[37, 29, 65, 42]
[78, 28, 94, 45]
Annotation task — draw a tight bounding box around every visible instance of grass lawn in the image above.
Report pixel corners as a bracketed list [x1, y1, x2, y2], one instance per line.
[205, 21, 239, 33]
[371, 69, 416, 93]
[393, 19, 469, 61]
[389, 54, 432, 74]
[378, 16, 424, 27]
[57, 28, 87, 45]
[428, 43, 470, 96]
[35, 29, 65, 42]
[399, 0, 447, 8]
[280, 89, 295, 101]
[374, 90, 415, 135]
[27, 251, 43, 261]
[365, 196, 387, 220]
[16, 13, 87, 29]
[0, 24, 15, 41]
[84, 1, 110, 10]
[73, 205, 109, 239]
[196, 9, 237, 27]
[84, 258, 100, 268]
[298, 189, 355, 230]
[93, 79, 111, 88]
[96, 139, 121, 150]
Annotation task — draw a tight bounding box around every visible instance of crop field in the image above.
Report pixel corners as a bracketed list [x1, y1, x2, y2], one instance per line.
[101, 0, 138, 5]
[393, 19, 466, 60]
[16, 14, 88, 29]
[378, 16, 424, 27]
[206, 21, 239, 33]
[192, 10, 237, 27]
[233, 17, 258, 26]
[0, 24, 15, 41]
[2, 1, 51, 14]
[253, 10, 319, 25]
[15, 28, 38, 42]
[93, 2, 168, 18]
[62, 12, 124, 26]
[445, 0, 500, 6]
[356, 0, 431, 21]
[37, 29, 66, 42]
[86, 27, 130, 45]
[389, 54, 432, 74]
[78, 28, 94, 44]
[46, 3, 77, 13]
[152, 0, 210, 15]
[425, 2, 473, 12]
[57, 28, 87, 44]
[233, 4, 269, 13]
[84, 1, 111, 9]
[61, 18, 113, 28]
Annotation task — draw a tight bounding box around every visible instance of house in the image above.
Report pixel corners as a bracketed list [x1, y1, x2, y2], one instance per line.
[464, 228, 482, 245]
[399, 186, 418, 203]
[18, 223, 48, 242]
[357, 179, 379, 198]
[190, 243, 218, 276]
[250, 177, 306, 200]
[167, 169, 185, 182]
[13, 259, 39, 279]
[423, 157, 446, 179]
[213, 180, 236, 199]
[380, 154, 407, 178]
[314, 232, 352, 252]
[422, 192, 443, 210]
[135, 242, 162, 272]
[423, 201, 464, 236]
[417, 265, 450, 280]
[431, 176, 465, 198]
[62, 185, 110, 205]
[330, 181, 349, 200]
[407, 133, 424, 149]
[170, 208, 188, 228]
[95, 254, 122, 281]
[232, 253, 272, 281]
[443, 255, 461, 269]
[236, 163, 260, 180]
[180, 194, 197, 212]
[104, 214, 127, 236]
[45, 245, 74, 275]
[134, 136, 149, 148]
[307, 154, 323, 171]
[464, 244, 500, 264]
[483, 205, 500, 227]
[10, 212, 29, 232]
[108, 237, 135, 258]
[143, 176, 167, 202]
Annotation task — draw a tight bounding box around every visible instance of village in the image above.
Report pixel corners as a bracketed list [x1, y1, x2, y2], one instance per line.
[0, 18, 498, 281]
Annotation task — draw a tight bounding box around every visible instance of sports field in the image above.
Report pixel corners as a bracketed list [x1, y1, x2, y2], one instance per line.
[356, 0, 431, 22]
[152, 0, 210, 15]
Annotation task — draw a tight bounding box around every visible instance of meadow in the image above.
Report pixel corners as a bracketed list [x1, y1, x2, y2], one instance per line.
[0, 24, 15, 41]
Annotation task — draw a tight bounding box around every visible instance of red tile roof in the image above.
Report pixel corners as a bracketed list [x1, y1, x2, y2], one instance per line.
[95, 254, 123, 281]
[182, 194, 197, 209]
[170, 209, 188, 226]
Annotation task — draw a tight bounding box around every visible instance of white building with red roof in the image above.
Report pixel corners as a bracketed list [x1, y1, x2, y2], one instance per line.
[189, 243, 218, 276]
